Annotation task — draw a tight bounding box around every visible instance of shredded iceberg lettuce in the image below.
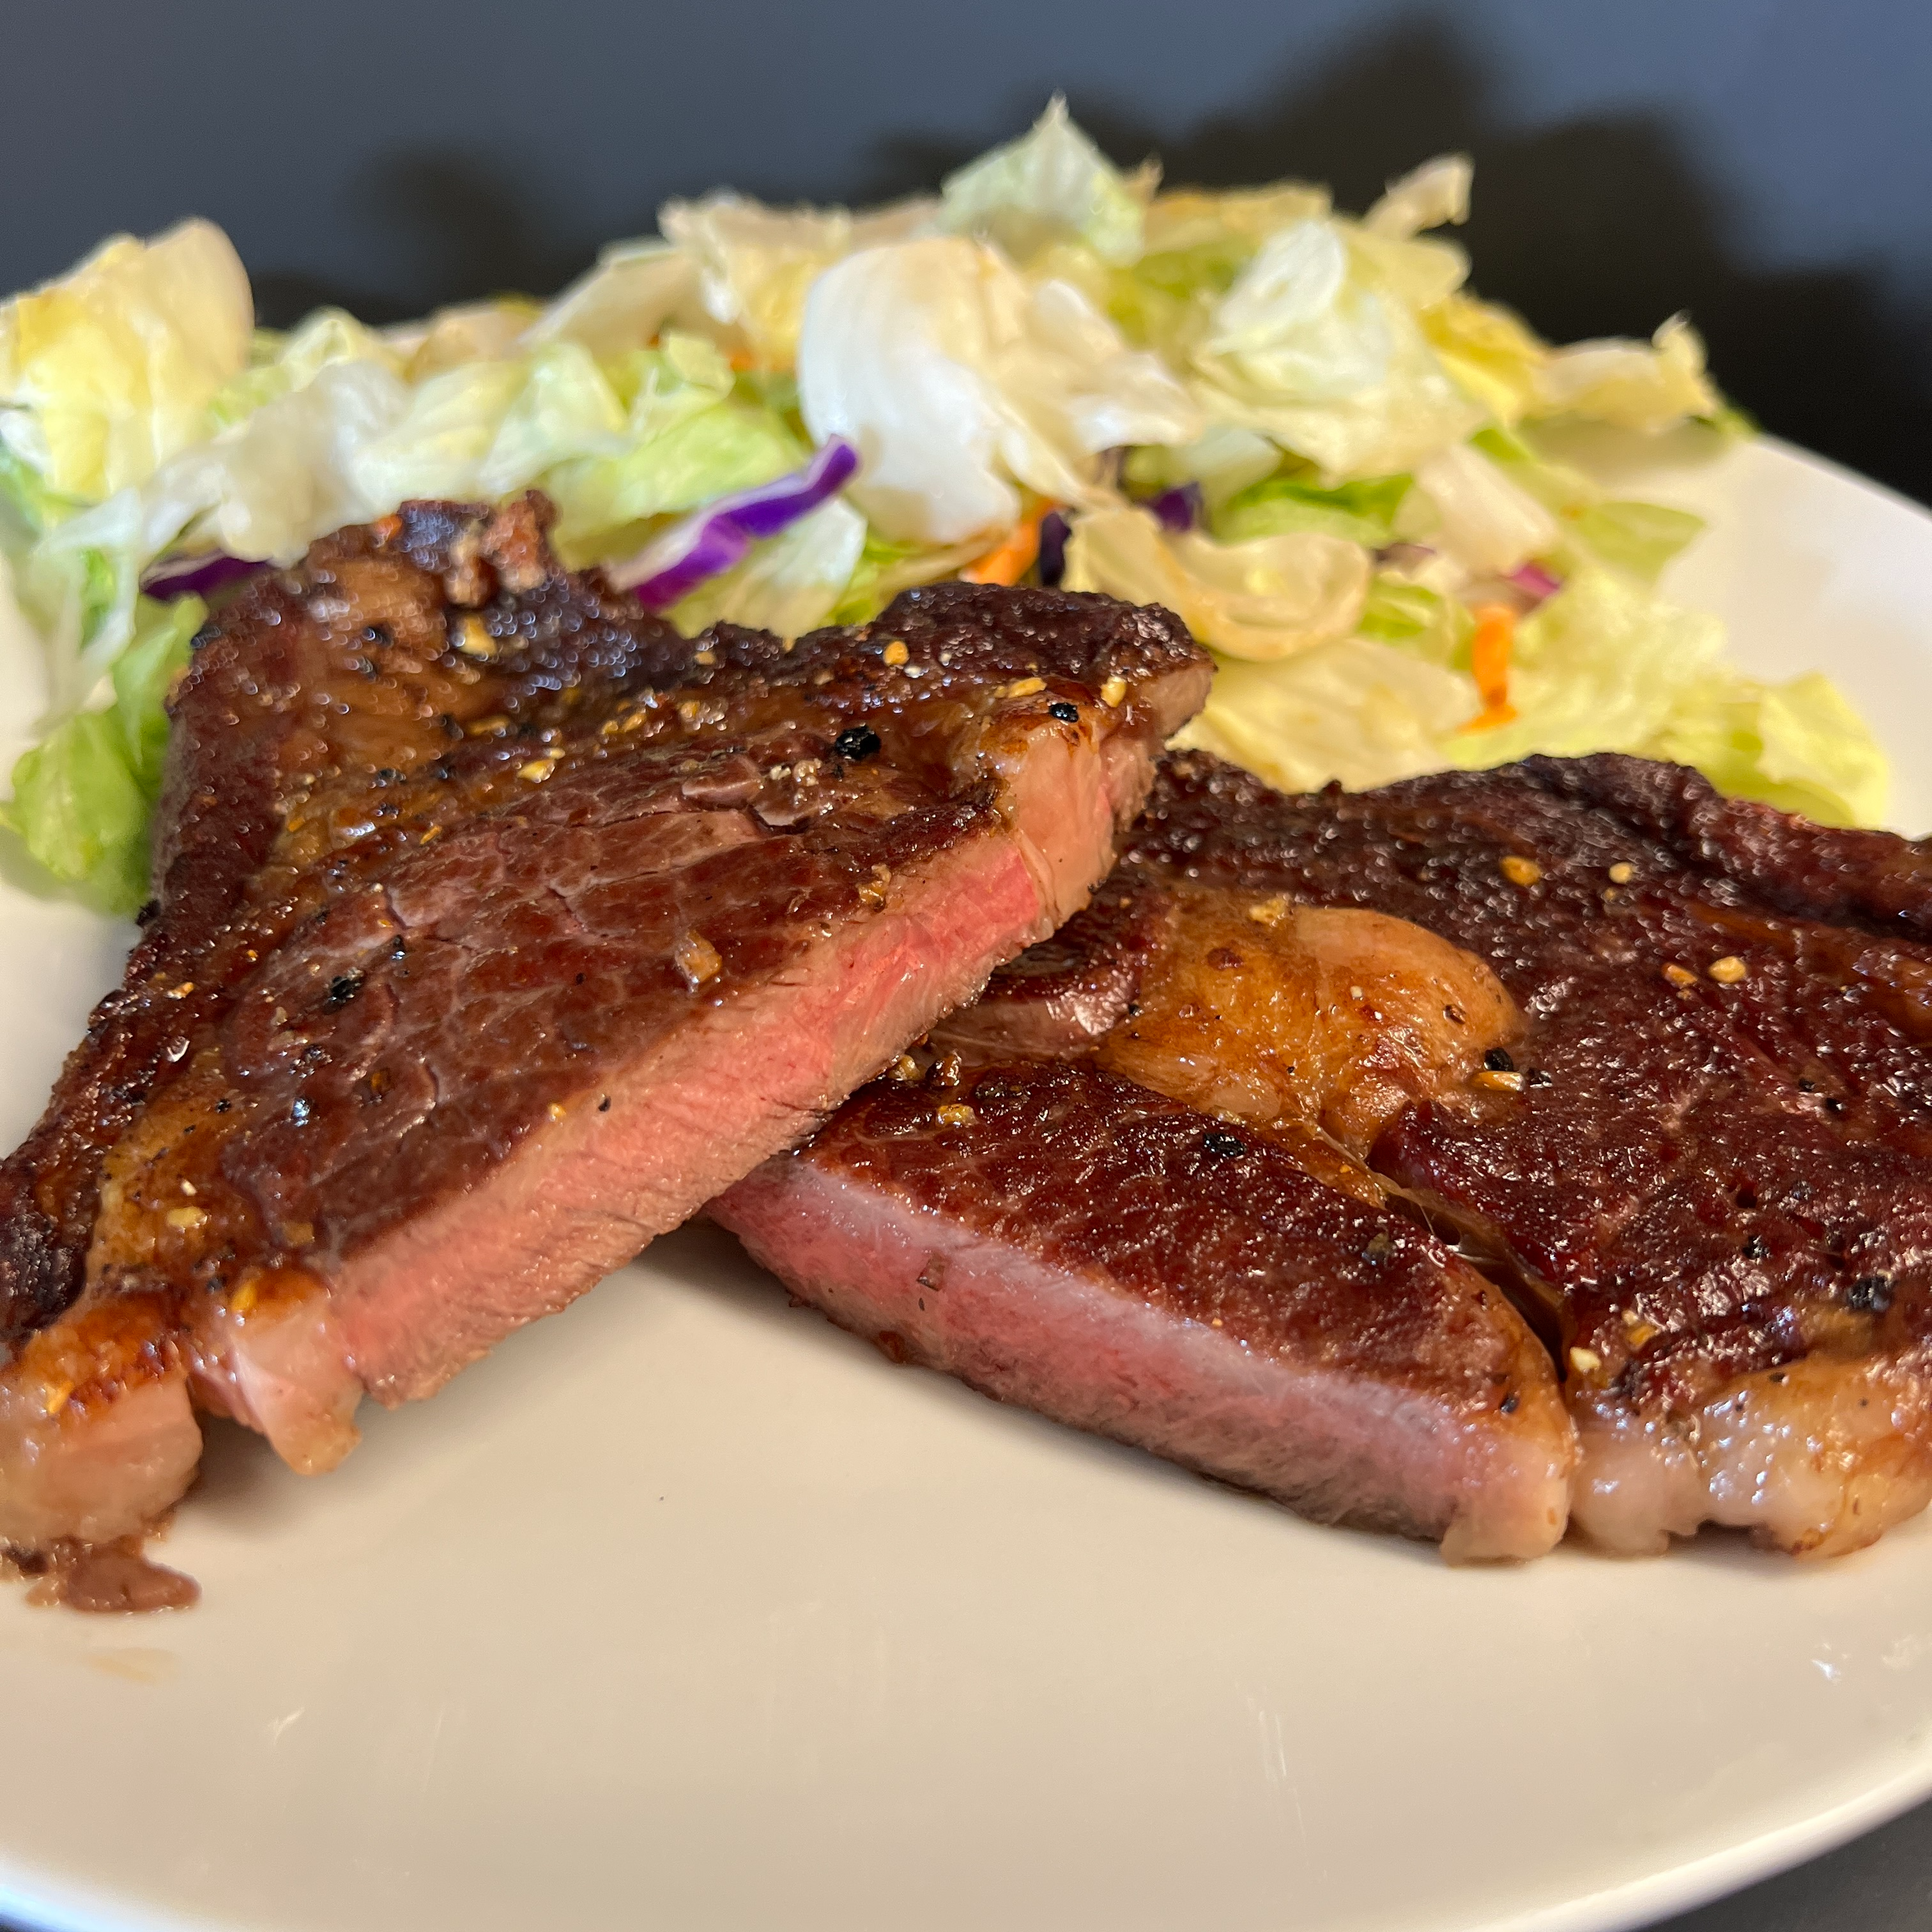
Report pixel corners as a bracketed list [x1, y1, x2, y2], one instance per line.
[795, 236, 1196, 544]
[1445, 567, 1885, 826]
[0, 107, 1892, 910]
[1213, 472, 1411, 548]
[1177, 636, 1476, 793]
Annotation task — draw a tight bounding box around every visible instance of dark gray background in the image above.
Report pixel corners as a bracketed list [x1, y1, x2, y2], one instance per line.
[11, 0, 1932, 506]
[9, 2, 1932, 1926]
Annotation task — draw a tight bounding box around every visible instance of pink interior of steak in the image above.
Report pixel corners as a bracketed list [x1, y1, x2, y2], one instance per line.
[716, 1059, 1572, 1561]
[0, 499, 1209, 1549]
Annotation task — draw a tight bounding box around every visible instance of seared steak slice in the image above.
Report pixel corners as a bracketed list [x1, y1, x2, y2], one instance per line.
[1126, 753, 1932, 1556]
[717, 812, 1575, 1561]
[716, 1062, 1573, 1562]
[0, 498, 1209, 1547]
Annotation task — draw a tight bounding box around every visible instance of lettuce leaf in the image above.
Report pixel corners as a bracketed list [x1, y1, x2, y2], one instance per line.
[825, 526, 988, 624]
[1443, 565, 1887, 825]
[1177, 636, 1476, 792]
[668, 496, 867, 638]
[1422, 293, 1549, 426]
[1448, 566, 1724, 765]
[1, 592, 203, 911]
[1357, 574, 1466, 659]
[1189, 560, 1884, 827]
[352, 359, 529, 504]
[1569, 499, 1705, 584]
[0, 222, 252, 502]
[210, 308, 401, 430]
[1064, 502, 1368, 661]
[1649, 671, 1888, 827]
[476, 342, 627, 497]
[545, 399, 804, 563]
[1213, 471, 1409, 547]
[1413, 441, 1558, 574]
[1189, 218, 1484, 478]
[796, 236, 1197, 544]
[1533, 315, 1721, 433]
[1470, 425, 1704, 581]
[659, 192, 935, 366]
[1120, 424, 1280, 510]
[88, 356, 410, 595]
[525, 241, 709, 362]
[1363, 156, 1472, 240]
[939, 96, 1155, 266]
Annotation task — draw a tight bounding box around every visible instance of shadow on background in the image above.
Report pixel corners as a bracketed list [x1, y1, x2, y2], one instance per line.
[259, 12, 1932, 507]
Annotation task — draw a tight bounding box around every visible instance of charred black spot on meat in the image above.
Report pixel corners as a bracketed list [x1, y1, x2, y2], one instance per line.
[1848, 1274, 1895, 1314]
[1201, 1131, 1248, 1159]
[832, 725, 881, 762]
[0, 1204, 83, 1349]
[1048, 702, 1080, 723]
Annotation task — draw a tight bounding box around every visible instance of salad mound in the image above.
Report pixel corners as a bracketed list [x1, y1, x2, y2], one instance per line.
[0, 101, 1885, 912]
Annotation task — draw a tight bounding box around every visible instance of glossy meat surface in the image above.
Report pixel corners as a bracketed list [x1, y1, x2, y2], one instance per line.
[1126, 753, 1932, 1554]
[0, 500, 1209, 1547]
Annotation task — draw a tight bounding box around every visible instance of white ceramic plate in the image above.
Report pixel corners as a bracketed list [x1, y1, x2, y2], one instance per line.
[1, 437, 1931, 1932]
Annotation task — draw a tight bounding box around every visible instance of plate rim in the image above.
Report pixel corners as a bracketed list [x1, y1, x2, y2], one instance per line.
[0, 434, 1930, 1932]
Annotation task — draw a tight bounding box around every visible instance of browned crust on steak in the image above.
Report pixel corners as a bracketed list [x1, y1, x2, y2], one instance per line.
[1126, 752, 1932, 1554]
[0, 498, 1211, 1549]
[0, 496, 698, 1345]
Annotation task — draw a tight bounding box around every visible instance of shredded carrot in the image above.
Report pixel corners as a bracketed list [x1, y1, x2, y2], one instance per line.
[962, 507, 1048, 586]
[1460, 602, 1519, 731]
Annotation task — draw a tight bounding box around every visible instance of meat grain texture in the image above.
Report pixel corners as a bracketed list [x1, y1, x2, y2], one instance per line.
[0, 496, 1209, 1552]
[717, 752, 1932, 1562]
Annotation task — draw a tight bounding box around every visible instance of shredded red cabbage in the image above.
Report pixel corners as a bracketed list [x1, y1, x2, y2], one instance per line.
[1507, 560, 1563, 602]
[1141, 482, 1203, 533]
[612, 438, 859, 609]
[140, 551, 264, 601]
[1037, 510, 1070, 586]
